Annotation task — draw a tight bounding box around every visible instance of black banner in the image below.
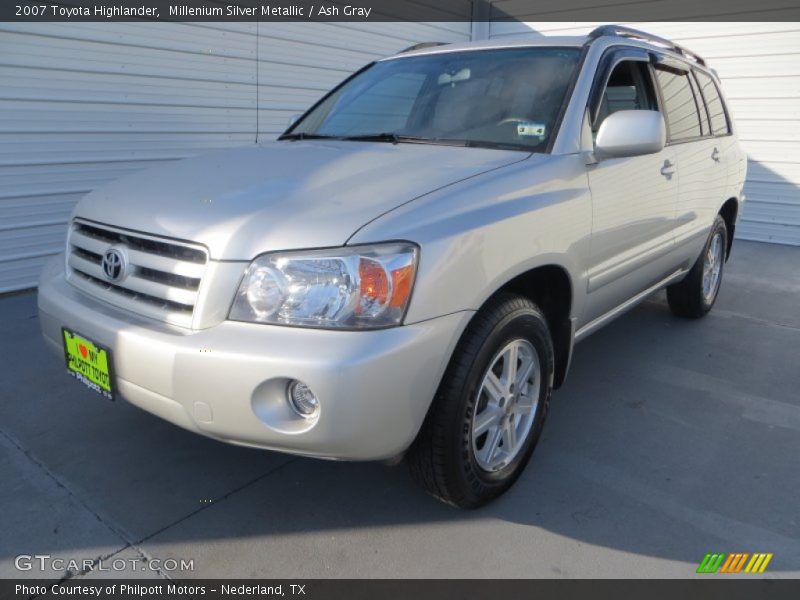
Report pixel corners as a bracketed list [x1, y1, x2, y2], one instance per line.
[3, 0, 800, 22]
[4, 579, 800, 600]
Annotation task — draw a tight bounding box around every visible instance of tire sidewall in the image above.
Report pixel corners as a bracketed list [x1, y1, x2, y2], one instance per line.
[701, 217, 728, 310]
[455, 306, 554, 499]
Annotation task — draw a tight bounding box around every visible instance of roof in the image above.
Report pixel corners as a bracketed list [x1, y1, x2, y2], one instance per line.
[381, 36, 589, 60]
[382, 28, 711, 73]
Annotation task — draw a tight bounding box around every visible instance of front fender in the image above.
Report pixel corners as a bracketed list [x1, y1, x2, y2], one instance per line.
[348, 154, 592, 324]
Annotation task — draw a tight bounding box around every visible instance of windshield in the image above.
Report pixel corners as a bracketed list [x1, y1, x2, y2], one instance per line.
[285, 47, 581, 151]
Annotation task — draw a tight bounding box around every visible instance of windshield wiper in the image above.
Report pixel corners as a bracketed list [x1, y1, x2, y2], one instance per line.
[340, 133, 469, 146]
[281, 131, 530, 152]
[278, 132, 341, 141]
[339, 132, 404, 144]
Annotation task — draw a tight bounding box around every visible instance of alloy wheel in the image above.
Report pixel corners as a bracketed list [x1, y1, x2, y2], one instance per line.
[471, 339, 540, 472]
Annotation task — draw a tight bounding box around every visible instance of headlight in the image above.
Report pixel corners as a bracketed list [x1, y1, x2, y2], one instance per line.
[229, 243, 418, 329]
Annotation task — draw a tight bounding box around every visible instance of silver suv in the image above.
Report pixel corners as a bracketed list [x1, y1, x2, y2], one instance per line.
[39, 27, 746, 507]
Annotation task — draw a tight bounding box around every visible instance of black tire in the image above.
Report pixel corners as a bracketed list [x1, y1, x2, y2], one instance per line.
[667, 215, 728, 319]
[406, 293, 554, 508]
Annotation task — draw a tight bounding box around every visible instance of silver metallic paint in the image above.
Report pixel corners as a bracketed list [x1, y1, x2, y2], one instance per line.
[39, 34, 746, 460]
[72, 142, 527, 261]
[594, 110, 667, 159]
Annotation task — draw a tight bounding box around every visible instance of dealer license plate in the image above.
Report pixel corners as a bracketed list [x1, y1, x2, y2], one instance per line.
[62, 328, 115, 401]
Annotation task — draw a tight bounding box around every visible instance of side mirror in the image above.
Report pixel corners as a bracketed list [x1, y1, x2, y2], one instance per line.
[595, 110, 666, 159]
[287, 113, 302, 127]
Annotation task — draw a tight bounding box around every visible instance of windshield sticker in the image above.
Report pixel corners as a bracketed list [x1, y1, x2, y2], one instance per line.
[517, 122, 546, 138]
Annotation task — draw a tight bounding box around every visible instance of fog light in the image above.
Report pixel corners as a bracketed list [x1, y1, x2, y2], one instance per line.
[287, 380, 319, 418]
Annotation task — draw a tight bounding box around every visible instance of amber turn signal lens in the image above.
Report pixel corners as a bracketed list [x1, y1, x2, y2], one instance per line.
[359, 258, 389, 304]
[390, 264, 414, 308]
[356, 259, 415, 316]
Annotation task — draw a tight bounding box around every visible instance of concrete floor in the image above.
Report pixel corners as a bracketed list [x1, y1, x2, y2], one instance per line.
[1, 240, 798, 580]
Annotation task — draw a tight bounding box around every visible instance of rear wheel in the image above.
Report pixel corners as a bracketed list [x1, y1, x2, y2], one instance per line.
[667, 215, 728, 319]
[406, 293, 554, 508]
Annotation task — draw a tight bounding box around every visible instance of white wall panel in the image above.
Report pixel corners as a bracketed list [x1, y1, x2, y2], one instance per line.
[255, 22, 472, 139]
[489, 0, 800, 23]
[0, 20, 470, 292]
[487, 19, 800, 246]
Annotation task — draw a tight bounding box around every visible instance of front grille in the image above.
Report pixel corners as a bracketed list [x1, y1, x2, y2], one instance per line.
[66, 220, 209, 327]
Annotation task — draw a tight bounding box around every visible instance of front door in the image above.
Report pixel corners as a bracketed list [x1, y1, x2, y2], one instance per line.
[583, 56, 679, 325]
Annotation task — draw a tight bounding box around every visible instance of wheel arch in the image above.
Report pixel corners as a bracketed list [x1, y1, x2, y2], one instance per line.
[467, 264, 575, 390]
[719, 197, 739, 260]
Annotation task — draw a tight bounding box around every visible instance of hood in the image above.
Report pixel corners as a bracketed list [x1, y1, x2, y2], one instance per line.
[74, 141, 528, 260]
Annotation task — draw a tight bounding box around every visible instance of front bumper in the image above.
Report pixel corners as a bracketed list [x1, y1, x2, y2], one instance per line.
[38, 255, 470, 460]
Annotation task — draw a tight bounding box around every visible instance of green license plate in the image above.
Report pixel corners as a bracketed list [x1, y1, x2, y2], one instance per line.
[62, 328, 115, 401]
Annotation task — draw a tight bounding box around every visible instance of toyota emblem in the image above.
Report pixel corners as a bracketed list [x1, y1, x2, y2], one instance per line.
[101, 248, 126, 282]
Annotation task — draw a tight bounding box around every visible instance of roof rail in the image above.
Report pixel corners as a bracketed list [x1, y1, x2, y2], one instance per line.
[587, 25, 706, 66]
[399, 42, 449, 54]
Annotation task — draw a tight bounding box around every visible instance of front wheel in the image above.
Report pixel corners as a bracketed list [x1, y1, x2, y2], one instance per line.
[667, 215, 728, 319]
[406, 293, 554, 508]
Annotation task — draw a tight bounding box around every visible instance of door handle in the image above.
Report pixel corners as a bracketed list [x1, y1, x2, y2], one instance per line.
[711, 147, 721, 162]
[660, 160, 676, 178]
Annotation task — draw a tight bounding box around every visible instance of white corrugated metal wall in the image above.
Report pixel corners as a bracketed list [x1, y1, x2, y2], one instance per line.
[2, 18, 798, 292]
[487, 19, 800, 246]
[0, 21, 471, 292]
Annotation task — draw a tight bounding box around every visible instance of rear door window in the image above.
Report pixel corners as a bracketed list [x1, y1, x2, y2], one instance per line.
[688, 74, 710, 136]
[655, 65, 703, 142]
[694, 70, 730, 136]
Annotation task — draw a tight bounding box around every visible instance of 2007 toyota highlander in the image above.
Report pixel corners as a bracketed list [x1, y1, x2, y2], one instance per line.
[39, 26, 746, 507]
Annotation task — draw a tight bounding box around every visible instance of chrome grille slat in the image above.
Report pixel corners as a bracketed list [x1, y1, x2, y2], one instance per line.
[73, 222, 206, 263]
[70, 230, 206, 279]
[66, 220, 209, 328]
[68, 252, 109, 281]
[118, 273, 198, 306]
[71, 271, 193, 315]
[126, 246, 206, 279]
[137, 266, 200, 290]
[69, 230, 108, 256]
[72, 246, 102, 264]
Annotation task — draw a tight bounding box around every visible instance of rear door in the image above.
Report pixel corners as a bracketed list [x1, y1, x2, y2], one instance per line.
[583, 50, 679, 325]
[653, 59, 726, 266]
[693, 67, 740, 236]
